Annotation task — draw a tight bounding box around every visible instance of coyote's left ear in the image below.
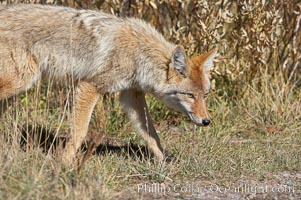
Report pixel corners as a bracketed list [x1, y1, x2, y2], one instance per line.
[171, 45, 187, 76]
[192, 48, 217, 73]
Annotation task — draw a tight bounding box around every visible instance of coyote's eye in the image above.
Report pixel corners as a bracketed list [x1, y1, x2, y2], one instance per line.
[204, 92, 209, 98]
[186, 93, 195, 99]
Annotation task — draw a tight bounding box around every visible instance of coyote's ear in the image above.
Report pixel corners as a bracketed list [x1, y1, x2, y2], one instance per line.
[171, 46, 187, 76]
[192, 48, 217, 73]
[203, 48, 217, 72]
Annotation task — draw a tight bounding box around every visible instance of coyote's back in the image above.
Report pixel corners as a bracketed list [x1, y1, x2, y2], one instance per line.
[0, 4, 121, 82]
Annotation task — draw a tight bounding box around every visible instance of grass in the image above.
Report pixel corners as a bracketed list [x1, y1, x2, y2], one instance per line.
[0, 72, 300, 199]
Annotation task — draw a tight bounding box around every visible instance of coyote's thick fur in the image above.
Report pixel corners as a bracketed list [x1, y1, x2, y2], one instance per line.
[0, 4, 217, 163]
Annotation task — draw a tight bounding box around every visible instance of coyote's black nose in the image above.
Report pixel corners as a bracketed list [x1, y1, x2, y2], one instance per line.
[202, 119, 211, 126]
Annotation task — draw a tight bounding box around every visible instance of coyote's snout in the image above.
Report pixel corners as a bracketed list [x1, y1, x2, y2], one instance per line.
[0, 4, 217, 163]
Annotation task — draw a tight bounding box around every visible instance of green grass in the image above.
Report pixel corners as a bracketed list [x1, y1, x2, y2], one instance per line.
[0, 75, 300, 199]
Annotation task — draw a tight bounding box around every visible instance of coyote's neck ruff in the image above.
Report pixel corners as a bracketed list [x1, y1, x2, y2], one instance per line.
[0, 4, 217, 163]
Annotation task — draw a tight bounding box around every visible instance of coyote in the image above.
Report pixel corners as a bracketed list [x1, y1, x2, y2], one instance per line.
[0, 4, 217, 163]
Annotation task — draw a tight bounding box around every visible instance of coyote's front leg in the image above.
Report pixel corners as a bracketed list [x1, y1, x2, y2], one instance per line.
[63, 81, 100, 164]
[120, 89, 164, 161]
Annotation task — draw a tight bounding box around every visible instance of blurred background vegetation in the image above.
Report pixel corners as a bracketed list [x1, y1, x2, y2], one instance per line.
[0, 0, 300, 133]
[1, 0, 299, 89]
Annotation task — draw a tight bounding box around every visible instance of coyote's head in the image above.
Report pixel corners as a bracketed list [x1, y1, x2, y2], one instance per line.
[161, 46, 217, 126]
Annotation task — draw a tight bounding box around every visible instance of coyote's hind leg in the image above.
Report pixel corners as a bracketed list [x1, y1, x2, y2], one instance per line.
[0, 53, 40, 115]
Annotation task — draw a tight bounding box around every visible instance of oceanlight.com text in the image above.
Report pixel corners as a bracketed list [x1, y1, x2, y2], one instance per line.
[137, 183, 295, 195]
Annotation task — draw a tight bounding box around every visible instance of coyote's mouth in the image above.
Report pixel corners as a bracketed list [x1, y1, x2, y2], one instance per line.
[187, 112, 211, 126]
[187, 113, 203, 126]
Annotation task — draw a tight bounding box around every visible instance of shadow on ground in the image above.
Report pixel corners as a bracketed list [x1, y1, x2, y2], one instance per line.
[19, 124, 150, 160]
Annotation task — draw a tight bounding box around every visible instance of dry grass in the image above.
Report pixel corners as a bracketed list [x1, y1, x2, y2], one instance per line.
[0, 74, 299, 199]
[0, 0, 300, 199]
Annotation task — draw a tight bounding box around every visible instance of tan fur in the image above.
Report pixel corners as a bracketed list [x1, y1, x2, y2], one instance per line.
[64, 82, 100, 163]
[0, 4, 217, 163]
